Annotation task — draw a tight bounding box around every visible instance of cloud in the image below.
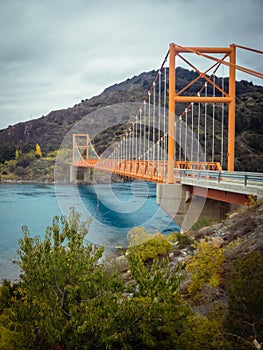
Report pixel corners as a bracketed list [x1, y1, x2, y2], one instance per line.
[0, 0, 262, 129]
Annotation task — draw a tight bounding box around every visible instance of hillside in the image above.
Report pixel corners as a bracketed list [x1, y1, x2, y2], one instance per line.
[0, 67, 262, 182]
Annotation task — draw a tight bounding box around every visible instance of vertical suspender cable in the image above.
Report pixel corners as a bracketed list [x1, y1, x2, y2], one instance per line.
[125, 132, 129, 160]
[143, 101, 146, 158]
[130, 127, 133, 159]
[163, 67, 167, 163]
[179, 117, 182, 161]
[139, 108, 142, 159]
[158, 70, 161, 171]
[135, 118, 138, 159]
[197, 93, 201, 163]
[185, 108, 188, 161]
[148, 92, 151, 161]
[153, 82, 156, 161]
[212, 75, 215, 163]
[127, 132, 129, 161]
[131, 122, 134, 160]
[174, 122, 177, 162]
[191, 102, 194, 163]
[221, 67, 225, 167]
[204, 82, 207, 162]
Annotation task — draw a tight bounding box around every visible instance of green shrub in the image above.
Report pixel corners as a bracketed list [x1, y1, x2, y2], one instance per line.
[224, 252, 263, 348]
[127, 227, 173, 262]
[168, 231, 192, 249]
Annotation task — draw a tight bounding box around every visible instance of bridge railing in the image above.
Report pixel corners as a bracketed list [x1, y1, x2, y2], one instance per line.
[178, 169, 263, 187]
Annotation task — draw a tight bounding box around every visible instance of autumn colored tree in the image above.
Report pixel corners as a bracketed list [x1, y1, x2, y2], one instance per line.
[35, 143, 42, 158]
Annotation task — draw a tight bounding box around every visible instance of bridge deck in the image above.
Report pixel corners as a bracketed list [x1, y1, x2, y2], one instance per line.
[72, 159, 263, 205]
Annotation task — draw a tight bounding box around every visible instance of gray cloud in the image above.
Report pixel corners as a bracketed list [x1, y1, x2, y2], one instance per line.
[0, 0, 262, 129]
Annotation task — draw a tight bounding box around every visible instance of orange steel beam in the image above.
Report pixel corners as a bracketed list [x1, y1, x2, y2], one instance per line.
[175, 161, 222, 171]
[72, 158, 223, 183]
[168, 44, 236, 173]
[228, 44, 236, 171]
[177, 53, 228, 97]
[174, 96, 232, 103]
[86, 134, 89, 160]
[72, 133, 90, 163]
[167, 43, 176, 183]
[191, 186, 251, 206]
[173, 46, 233, 54]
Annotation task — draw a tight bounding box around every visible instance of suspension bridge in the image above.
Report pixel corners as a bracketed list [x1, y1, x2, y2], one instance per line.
[70, 44, 263, 231]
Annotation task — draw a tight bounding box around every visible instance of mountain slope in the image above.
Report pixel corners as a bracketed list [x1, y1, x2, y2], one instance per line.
[0, 67, 262, 174]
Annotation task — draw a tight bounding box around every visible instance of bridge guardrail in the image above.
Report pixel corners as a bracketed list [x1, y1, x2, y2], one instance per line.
[177, 169, 263, 187]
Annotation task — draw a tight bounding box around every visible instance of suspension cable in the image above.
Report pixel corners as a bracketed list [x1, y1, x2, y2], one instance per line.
[235, 44, 263, 55]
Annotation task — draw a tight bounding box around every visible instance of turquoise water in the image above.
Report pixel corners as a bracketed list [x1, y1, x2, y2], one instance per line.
[0, 182, 179, 282]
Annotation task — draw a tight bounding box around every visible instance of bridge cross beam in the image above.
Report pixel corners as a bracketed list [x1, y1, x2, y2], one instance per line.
[166, 43, 236, 184]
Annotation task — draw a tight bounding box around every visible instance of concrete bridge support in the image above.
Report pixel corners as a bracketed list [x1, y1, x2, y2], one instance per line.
[156, 183, 230, 232]
[70, 166, 94, 183]
[70, 165, 77, 183]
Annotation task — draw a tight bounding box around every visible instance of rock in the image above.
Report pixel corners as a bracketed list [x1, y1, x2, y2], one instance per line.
[211, 237, 225, 248]
[115, 255, 129, 272]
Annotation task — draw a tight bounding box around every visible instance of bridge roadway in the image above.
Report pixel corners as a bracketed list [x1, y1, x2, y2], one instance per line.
[71, 159, 263, 205]
[71, 160, 263, 231]
[157, 170, 263, 232]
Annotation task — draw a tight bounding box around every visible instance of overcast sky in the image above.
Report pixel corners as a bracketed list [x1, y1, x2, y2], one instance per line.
[0, 0, 262, 130]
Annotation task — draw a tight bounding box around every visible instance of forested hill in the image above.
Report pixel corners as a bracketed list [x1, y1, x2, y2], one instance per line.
[0, 67, 263, 172]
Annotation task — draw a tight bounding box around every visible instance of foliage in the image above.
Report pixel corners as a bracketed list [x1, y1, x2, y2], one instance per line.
[0, 143, 16, 163]
[127, 227, 172, 262]
[168, 231, 192, 249]
[178, 314, 226, 350]
[0, 149, 58, 181]
[1, 207, 263, 349]
[0, 209, 114, 348]
[224, 252, 263, 349]
[186, 240, 225, 298]
[123, 253, 191, 349]
[191, 217, 217, 231]
[35, 143, 42, 158]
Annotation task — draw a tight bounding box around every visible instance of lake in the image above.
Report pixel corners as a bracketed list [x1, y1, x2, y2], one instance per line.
[0, 182, 179, 282]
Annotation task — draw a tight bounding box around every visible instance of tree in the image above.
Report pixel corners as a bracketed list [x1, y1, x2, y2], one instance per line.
[127, 227, 172, 262]
[224, 252, 263, 349]
[186, 240, 225, 299]
[35, 143, 42, 158]
[0, 209, 121, 349]
[0, 213, 234, 349]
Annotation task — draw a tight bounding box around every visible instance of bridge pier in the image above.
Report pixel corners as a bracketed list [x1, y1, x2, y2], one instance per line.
[156, 183, 230, 233]
[70, 165, 77, 183]
[70, 166, 93, 183]
[84, 168, 93, 183]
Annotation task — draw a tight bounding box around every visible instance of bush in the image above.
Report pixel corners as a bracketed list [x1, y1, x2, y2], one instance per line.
[224, 252, 263, 348]
[127, 227, 173, 262]
[168, 231, 192, 249]
[186, 240, 225, 298]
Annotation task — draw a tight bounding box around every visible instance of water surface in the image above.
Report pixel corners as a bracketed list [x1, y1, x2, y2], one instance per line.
[0, 182, 179, 281]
